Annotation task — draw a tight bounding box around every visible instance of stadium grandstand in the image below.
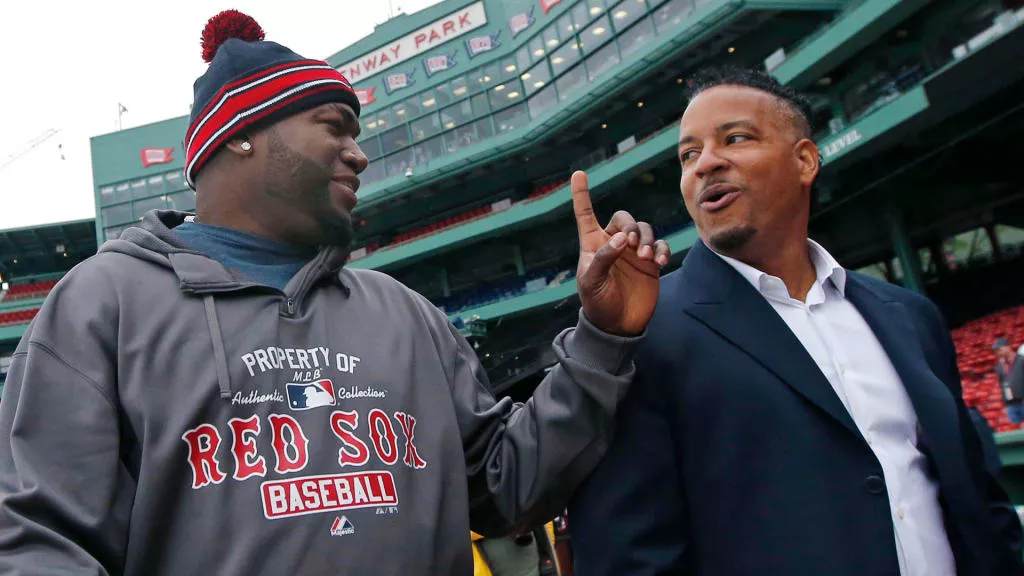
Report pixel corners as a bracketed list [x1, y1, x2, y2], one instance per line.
[0, 219, 96, 393]
[5, 0, 1024, 515]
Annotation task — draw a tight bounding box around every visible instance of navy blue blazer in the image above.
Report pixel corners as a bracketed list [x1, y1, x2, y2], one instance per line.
[570, 241, 1024, 576]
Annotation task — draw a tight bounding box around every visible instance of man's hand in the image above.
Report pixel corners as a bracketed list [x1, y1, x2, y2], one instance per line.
[572, 170, 670, 336]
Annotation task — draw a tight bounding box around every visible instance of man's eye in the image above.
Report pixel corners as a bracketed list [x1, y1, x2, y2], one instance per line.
[726, 134, 751, 144]
[680, 150, 699, 163]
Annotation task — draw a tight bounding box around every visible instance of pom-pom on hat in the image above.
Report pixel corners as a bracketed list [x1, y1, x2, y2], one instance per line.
[184, 10, 360, 189]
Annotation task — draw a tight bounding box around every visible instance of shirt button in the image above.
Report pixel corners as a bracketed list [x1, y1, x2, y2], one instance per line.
[863, 475, 885, 495]
[865, 432, 873, 444]
[897, 507, 905, 520]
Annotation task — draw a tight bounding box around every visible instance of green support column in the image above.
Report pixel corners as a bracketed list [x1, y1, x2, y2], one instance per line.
[440, 267, 450, 298]
[512, 244, 526, 276]
[884, 207, 924, 294]
[986, 223, 1004, 261]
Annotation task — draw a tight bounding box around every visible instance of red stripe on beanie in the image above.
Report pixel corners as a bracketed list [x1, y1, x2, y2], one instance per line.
[187, 84, 348, 182]
[185, 62, 355, 186]
[186, 59, 333, 145]
[188, 66, 343, 153]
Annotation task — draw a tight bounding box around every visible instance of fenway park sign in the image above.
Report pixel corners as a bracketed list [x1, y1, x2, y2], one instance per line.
[337, 2, 487, 83]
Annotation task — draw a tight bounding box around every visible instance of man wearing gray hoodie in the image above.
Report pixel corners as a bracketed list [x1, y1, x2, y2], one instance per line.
[0, 11, 670, 576]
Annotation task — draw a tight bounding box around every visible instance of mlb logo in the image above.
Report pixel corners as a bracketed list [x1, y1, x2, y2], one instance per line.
[286, 380, 336, 411]
[331, 516, 355, 536]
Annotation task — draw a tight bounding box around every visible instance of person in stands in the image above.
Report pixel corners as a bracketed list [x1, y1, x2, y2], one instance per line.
[569, 66, 1024, 576]
[0, 11, 670, 575]
[996, 337, 1024, 424]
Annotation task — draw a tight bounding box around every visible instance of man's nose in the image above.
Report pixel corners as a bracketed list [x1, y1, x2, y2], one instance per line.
[694, 145, 728, 178]
[342, 143, 369, 174]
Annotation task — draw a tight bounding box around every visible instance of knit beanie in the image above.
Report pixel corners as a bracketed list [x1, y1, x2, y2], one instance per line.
[184, 10, 360, 189]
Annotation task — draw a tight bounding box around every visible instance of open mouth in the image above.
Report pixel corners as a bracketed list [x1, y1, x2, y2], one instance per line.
[699, 184, 740, 212]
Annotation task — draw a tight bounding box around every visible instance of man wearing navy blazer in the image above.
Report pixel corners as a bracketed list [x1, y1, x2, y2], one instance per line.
[568, 67, 1024, 576]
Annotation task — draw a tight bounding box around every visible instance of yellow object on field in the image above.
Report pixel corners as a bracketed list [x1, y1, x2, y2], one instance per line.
[471, 523, 558, 576]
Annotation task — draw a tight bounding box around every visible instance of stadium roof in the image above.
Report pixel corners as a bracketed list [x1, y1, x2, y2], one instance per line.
[0, 218, 96, 281]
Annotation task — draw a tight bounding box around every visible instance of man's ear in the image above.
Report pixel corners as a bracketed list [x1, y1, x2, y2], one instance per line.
[794, 138, 820, 189]
[225, 136, 253, 156]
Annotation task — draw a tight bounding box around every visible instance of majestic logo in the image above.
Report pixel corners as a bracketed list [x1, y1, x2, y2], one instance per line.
[140, 147, 175, 168]
[331, 515, 355, 536]
[286, 380, 337, 411]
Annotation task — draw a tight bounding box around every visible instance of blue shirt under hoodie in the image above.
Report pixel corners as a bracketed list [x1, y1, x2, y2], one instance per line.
[173, 220, 315, 292]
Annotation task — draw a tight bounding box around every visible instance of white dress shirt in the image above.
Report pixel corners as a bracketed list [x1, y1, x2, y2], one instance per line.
[714, 240, 956, 576]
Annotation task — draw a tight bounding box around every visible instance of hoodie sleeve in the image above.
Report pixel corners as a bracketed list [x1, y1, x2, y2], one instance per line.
[0, 264, 132, 575]
[441, 309, 641, 537]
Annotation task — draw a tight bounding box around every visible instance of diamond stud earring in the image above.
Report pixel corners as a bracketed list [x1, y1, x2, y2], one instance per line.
[240, 141, 252, 152]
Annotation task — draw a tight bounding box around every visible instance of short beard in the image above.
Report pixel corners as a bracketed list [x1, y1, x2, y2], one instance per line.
[708, 226, 756, 253]
[264, 127, 353, 249]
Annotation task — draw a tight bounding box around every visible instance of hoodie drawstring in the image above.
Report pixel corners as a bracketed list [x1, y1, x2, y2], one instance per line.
[203, 295, 233, 399]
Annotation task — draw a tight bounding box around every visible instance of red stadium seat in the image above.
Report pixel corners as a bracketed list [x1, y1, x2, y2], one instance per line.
[0, 307, 41, 326]
[952, 305, 1024, 432]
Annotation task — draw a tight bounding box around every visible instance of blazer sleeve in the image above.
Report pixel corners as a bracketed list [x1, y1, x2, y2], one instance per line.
[568, 353, 689, 575]
[921, 299, 1024, 564]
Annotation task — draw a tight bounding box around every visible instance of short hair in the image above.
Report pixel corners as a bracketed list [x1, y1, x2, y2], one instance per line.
[684, 66, 814, 138]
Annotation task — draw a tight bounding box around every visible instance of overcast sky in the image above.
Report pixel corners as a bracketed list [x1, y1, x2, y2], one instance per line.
[0, 0, 443, 231]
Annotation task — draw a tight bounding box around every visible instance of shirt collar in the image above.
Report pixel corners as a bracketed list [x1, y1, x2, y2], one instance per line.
[711, 238, 846, 300]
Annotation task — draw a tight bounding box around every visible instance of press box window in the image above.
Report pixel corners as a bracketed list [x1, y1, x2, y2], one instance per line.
[167, 190, 197, 212]
[165, 170, 184, 191]
[653, 0, 693, 32]
[618, 15, 656, 59]
[550, 39, 581, 75]
[489, 79, 524, 110]
[611, 0, 649, 32]
[133, 196, 167, 219]
[523, 61, 552, 97]
[147, 175, 167, 196]
[587, 40, 621, 81]
[114, 183, 132, 203]
[410, 113, 442, 142]
[101, 204, 132, 226]
[581, 15, 613, 55]
[100, 186, 115, 206]
[130, 178, 148, 199]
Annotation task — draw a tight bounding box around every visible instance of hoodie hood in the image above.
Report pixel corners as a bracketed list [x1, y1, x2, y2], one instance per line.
[99, 209, 352, 399]
[100, 210, 353, 294]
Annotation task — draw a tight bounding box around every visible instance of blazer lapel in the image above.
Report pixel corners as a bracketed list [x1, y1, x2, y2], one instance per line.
[678, 243, 860, 436]
[844, 276, 964, 473]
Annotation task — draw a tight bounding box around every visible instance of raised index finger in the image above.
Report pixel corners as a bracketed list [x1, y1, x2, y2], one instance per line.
[571, 170, 602, 241]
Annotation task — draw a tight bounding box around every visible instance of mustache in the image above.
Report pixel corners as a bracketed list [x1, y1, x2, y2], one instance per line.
[699, 177, 733, 194]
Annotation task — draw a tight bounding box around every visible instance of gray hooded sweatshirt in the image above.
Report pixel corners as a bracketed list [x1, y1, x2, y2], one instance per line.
[0, 211, 639, 575]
